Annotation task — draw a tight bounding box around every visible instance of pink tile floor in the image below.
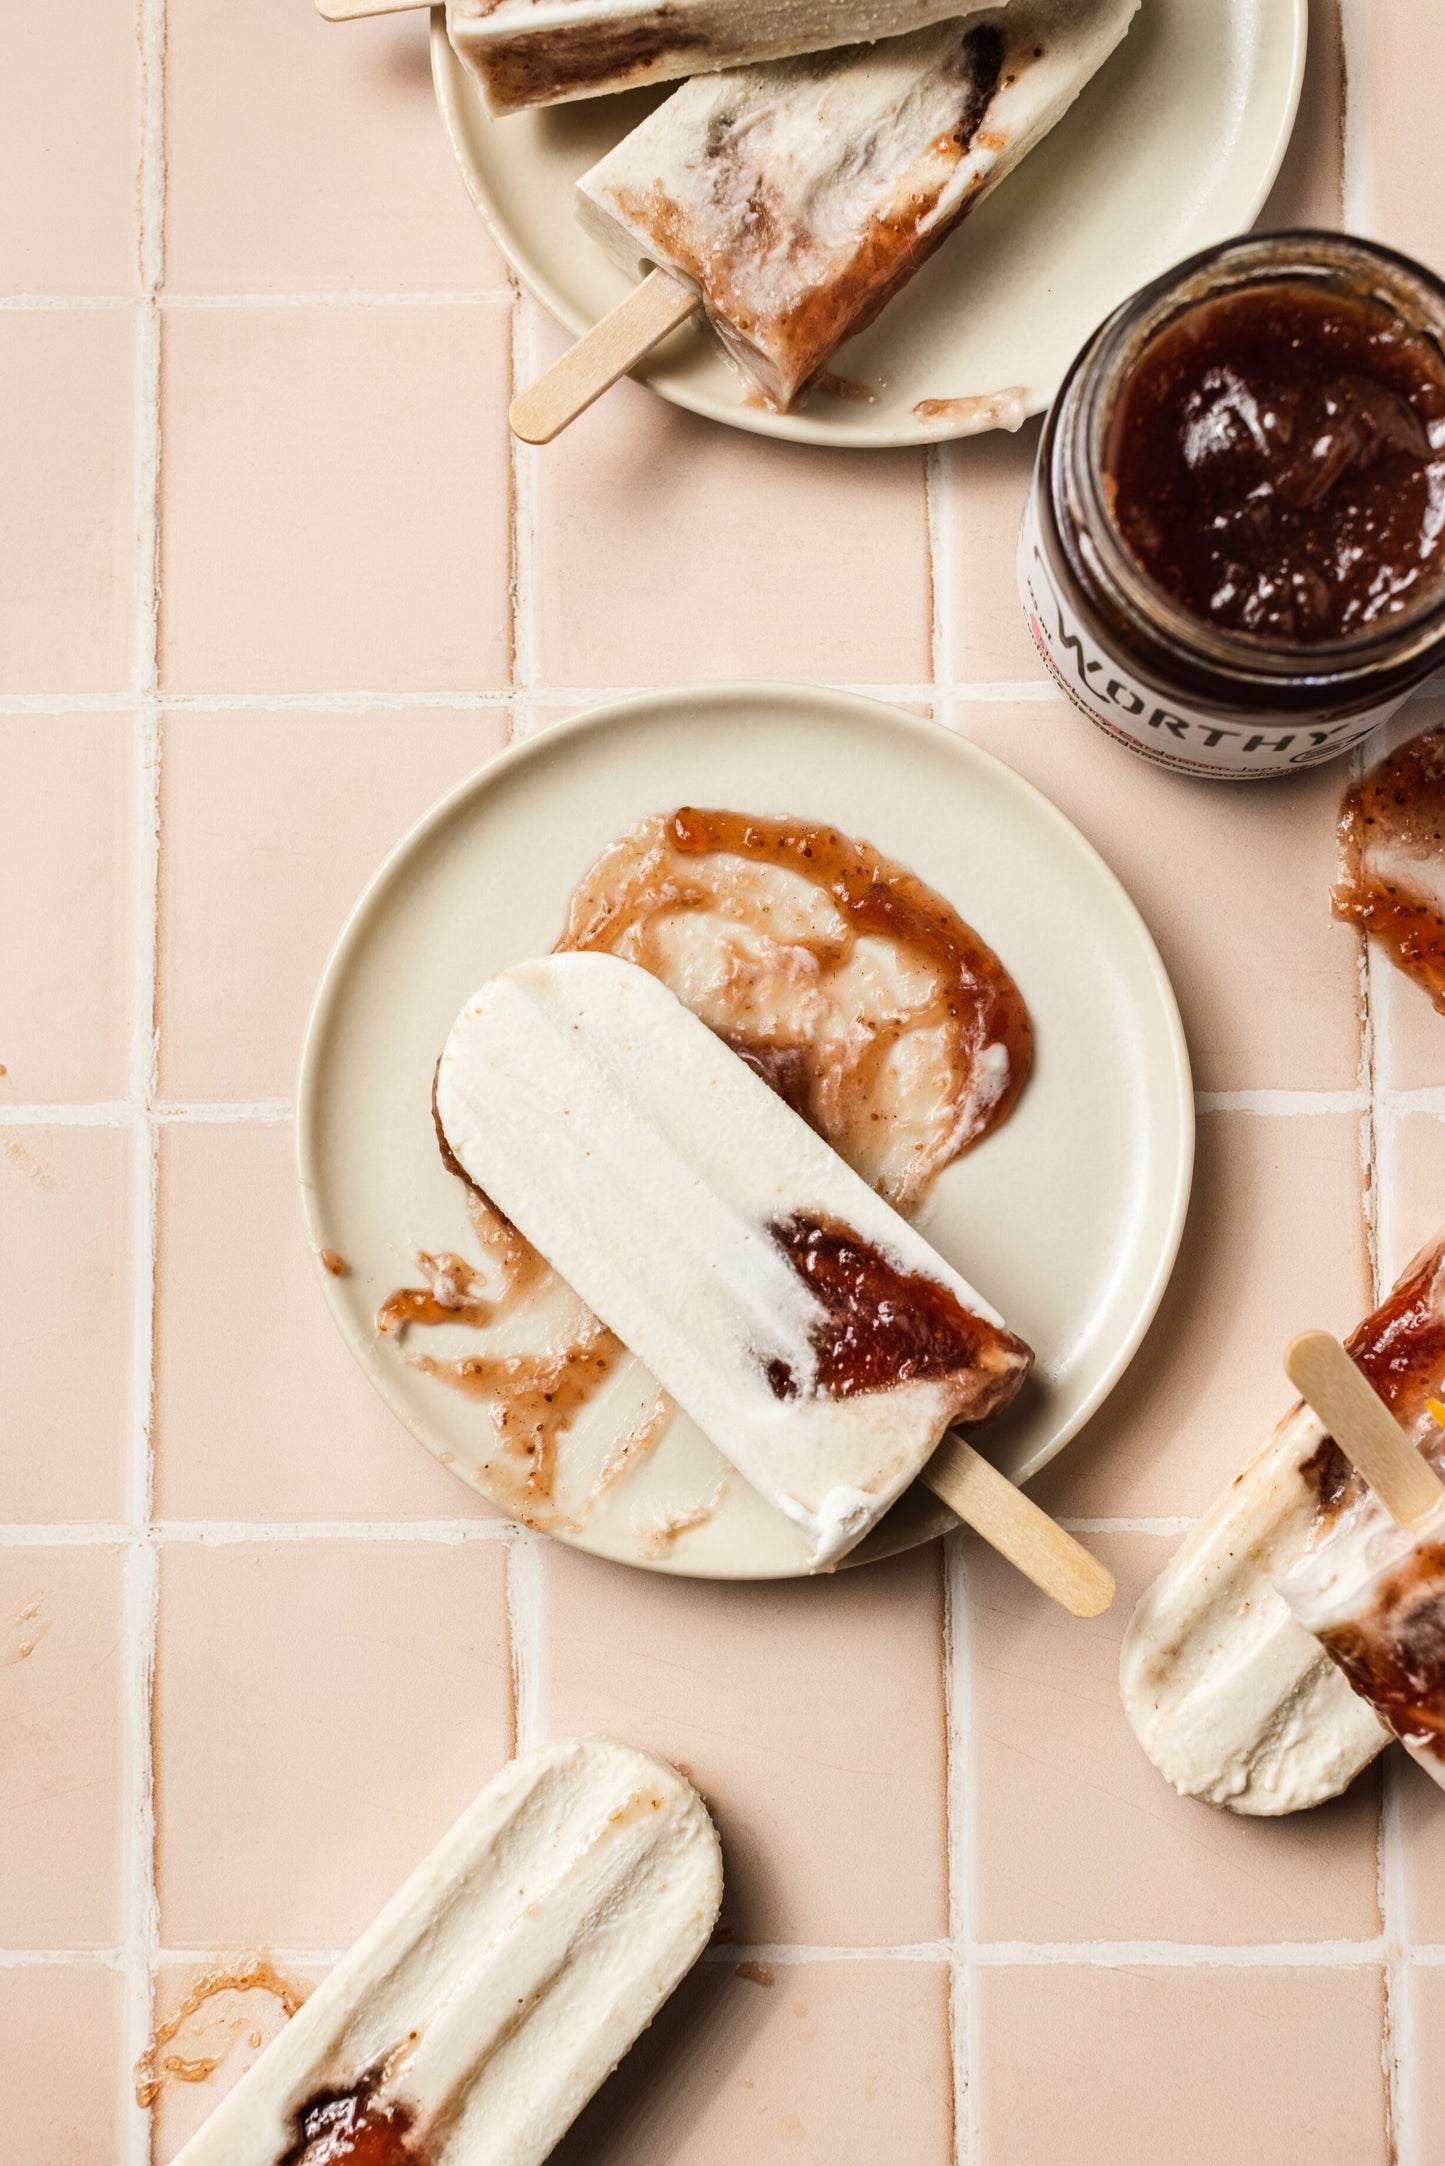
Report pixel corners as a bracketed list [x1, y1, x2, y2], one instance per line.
[2, 3, 1443, 2161]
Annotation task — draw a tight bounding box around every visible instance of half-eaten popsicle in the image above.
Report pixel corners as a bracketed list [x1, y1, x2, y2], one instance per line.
[445, 0, 1001, 116]
[1121, 1235, 1445, 1814]
[1277, 1330, 1445, 1791]
[434, 950, 1111, 1615]
[511, 0, 1137, 435]
[172, 1739, 723, 2165]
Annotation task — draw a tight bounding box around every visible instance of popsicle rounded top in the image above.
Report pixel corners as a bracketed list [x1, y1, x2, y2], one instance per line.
[172, 1738, 723, 2166]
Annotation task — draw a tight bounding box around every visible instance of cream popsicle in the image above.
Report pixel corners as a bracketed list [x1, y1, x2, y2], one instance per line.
[1121, 1237, 1445, 1815]
[574, 0, 1139, 412]
[172, 1739, 722, 2166]
[446, 0, 997, 117]
[434, 950, 1032, 1569]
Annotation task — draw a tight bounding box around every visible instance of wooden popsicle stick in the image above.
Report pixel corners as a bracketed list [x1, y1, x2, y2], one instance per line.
[510, 270, 700, 444]
[316, 0, 426, 20]
[1284, 1330, 1445, 1525]
[922, 1434, 1115, 1619]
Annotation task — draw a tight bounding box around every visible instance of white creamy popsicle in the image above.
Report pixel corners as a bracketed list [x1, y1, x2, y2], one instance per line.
[434, 951, 1032, 1569]
[446, 0, 998, 116]
[1121, 1237, 1445, 1816]
[173, 1739, 722, 2166]
[574, 0, 1139, 411]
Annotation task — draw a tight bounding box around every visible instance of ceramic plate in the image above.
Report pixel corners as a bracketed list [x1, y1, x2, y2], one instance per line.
[297, 687, 1193, 1578]
[430, 0, 1305, 447]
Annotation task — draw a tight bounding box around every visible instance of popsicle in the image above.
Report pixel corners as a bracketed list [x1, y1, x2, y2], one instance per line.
[551, 0, 1139, 420]
[172, 1738, 723, 2166]
[435, 950, 1034, 1571]
[1121, 1235, 1445, 1815]
[1276, 1330, 1445, 1792]
[445, 0, 998, 117]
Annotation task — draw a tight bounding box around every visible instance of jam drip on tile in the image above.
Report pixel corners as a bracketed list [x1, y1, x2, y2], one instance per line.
[1317, 1549, 1445, 1763]
[1106, 281, 1445, 642]
[1335, 724, 1445, 1012]
[278, 2061, 423, 2166]
[765, 1211, 1031, 1421]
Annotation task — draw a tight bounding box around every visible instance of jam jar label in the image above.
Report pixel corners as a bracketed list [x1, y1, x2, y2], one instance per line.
[1017, 496, 1407, 780]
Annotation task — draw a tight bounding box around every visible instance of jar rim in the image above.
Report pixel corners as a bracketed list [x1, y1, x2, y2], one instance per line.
[1059, 228, 1445, 687]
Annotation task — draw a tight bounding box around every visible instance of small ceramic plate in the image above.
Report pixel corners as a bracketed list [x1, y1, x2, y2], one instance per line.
[297, 687, 1193, 1578]
[430, 0, 1305, 447]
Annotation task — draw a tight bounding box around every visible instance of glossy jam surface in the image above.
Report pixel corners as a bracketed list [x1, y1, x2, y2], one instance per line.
[1335, 724, 1445, 1012]
[278, 2065, 421, 2166]
[1106, 281, 1445, 643]
[765, 1211, 1029, 1418]
[560, 806, 1032, 1214]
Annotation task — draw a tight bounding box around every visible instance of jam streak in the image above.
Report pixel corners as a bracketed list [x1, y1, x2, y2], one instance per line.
[559, 806, 1032, 1214]
[1300, 1238, 1445, 1526]
[1318, 1548, 1445, 1763]
[1335, 724, 1445, 1013]
[277, 2061, 421, 2166]
[765, 1211, 1031, 1425]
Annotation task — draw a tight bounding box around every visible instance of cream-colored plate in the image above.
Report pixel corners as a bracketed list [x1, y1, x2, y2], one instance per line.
[298, 688, 1193, 1577]
[430, 0, 1305, 447]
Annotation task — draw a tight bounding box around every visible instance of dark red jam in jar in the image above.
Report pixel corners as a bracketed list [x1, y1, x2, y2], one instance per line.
[1020, 233, 1445, 780]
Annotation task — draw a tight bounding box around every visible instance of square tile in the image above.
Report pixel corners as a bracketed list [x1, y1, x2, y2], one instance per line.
[164, 0, 504, 295]
[552, 1959, 953, 2166]
[965, 1534, 1381, 1945]
[1404, 1967, 1445, 2148]
[158, 305, 511, 693]
[938, 422, 1049, 685]
[148, 1954, 328, 2164]
[1397, 1750, 1445, 1946]
[1034, 1111, 1370, 1518]
[0, 1964, 127, 2166]
[1379, 1112, 1445, 1293]
[154, 1539, 512, 1947]
[154, 1121, 494, 1521]
[0, 1547, 125, 1947]
[0, 1, 139, 296]
[950, 701, 1362, 1090]
[527, 308, 931, 689]
[0, 312, 135, 692]
[158, 706, 508, 1101]
[0, 1125, 131, 1524]
[973, 1965, 1388, 2166]
[534, 1542, 947, 1947]
[1256, 0, 1343, 230]
[1355, 2, 1445, 272]
[0, 715, 134, 1103]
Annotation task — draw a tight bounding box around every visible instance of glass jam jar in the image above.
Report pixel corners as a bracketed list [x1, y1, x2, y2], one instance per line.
[1019, 232, 1445, 780]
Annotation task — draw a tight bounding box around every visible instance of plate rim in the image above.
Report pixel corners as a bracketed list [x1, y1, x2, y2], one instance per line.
[427, 0, 1308, 448]
[295, 684, 1196, 1573]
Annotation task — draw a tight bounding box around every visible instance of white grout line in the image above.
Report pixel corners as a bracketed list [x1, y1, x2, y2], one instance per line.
[0, 1100, 294, 1127]
[971, 1939, 1390, 1968]
[1338, 0, 1377, 239]
[123, 4, 166, 2152]
[1, 1935, 1433, 1970]
[507, 1530, 547, 1753]
[508, 297, 540, 730]
[0, 1521, 509, 1547]
[158, 290, 516, 309]
[941, 1531, 975, 2166]
[0, 289, 514, 311]
[1194, 1088, 1370, 1116]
